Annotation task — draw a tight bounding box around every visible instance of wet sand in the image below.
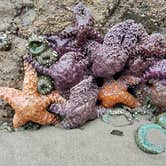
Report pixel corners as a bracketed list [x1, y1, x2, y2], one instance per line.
[0, 119, 165, 166]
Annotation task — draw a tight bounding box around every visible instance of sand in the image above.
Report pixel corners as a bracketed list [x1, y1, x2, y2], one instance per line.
[0, 119, 165, 166]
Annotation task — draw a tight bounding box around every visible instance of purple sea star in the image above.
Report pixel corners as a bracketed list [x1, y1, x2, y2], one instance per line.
[25, 52, 88, 91]
[50, 76, 98, 129]
[84, 20, 149, 77]
[142, 59, 166, 82]
[46, 2, 103, 56]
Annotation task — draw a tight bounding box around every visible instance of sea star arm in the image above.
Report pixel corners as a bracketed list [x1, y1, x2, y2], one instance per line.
[0, 87, 21, 107]
[24, 55, 50, 76]
[73, 26, 103, 47]
[13, 113, 28, 128]
[23, 61, 38, 94]
[33, 109, 60, 126]
[118, 75, 141, 87]
[46, 90, 66, 104]
[14, 109, 60, 128]
[120, 91, 140, 108]
[142, 59, 166, 82]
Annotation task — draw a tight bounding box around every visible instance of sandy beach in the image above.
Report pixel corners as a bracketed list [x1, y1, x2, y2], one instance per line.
[0, 119, 165, 166]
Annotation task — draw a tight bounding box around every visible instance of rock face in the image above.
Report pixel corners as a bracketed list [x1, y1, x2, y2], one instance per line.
[0, 0, 165, 125]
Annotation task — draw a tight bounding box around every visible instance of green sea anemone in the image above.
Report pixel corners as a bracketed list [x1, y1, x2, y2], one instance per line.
[37, 75, 54, 95]
[135, 123, 166, 154]
[36, 49, 59, 67]
[27, 35, 48, 56]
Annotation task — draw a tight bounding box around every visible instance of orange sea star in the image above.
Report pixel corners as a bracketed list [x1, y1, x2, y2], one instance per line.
[98, 78, 140, 108]
[0, 61, 66, 128]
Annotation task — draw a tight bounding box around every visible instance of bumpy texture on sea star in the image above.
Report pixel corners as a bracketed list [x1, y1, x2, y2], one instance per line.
[125, 33, 166, 78]
[98, 79, 140, 108]
[0, 61, 65, 128]
[46, 2, 103, 56]
[124, 56, 158, 77]
[13, 3, 166, 131]
[142, 59, 166, 82]
[26, 51, 88, 91]
[141, 80, 166, 114]
[138, 33, 166, 58]
[84, 19, 166, 78]
[84, 20, 147, 77]
[50, 76, 98, 129]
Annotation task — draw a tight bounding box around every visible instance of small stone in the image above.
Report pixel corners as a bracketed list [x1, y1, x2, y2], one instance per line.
[110, 130, 124, 136]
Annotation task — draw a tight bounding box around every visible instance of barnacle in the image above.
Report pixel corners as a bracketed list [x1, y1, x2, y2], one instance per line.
[0, 32, 12, 51]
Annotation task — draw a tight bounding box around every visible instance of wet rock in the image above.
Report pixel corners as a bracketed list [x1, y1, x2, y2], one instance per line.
[0, 36, 26, 88]
[32, 0, 117, 35]
[130, 0, 166, 28]
[0, 0, 16, 31]
[0, 36, 27, 126]
[122, 12, 160, 33]
[0, 122, 14, 132]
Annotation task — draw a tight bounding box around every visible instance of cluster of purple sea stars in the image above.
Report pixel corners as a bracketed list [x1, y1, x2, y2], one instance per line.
[26, 2, 166, 129]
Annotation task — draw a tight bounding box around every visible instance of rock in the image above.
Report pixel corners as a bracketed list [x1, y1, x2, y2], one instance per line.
[32, 0, 117, 35]
[110, 130, 124, 136]
[122, 12, 160, 33]
[0, 0, 16, 31]
[0, 36, 27, 88]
